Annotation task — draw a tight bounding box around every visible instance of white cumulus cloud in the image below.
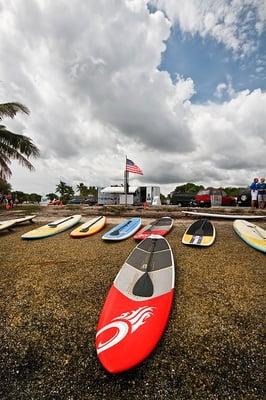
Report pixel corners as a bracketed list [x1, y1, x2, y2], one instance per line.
[151, 0, 266, 56]
[0, 0, 265, 195]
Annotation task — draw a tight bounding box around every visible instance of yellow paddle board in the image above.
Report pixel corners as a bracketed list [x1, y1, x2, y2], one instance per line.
[233, 220, 266, 253]
[182, 218, 216, 246]
[21, 215, 81, 240]
[70, 216, 106, 238]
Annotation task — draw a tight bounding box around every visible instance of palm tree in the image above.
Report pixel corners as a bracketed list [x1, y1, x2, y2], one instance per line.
[56, 180, 74, 203]
[77, 182, 85, 196]
[0, 102, 40, 179]
[76, 182, 89, 198]
[56, 181, 68, 198]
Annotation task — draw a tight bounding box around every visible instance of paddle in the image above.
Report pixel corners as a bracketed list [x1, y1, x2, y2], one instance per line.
[193, 218, 209, 236]
[132, 238, 157, 297]
[143, 219, 163, 233]
[109, 220, 132, 236]
[79, 216, 103, 233]
[48, 216, 74, 228]
[246, 223, 266, 239]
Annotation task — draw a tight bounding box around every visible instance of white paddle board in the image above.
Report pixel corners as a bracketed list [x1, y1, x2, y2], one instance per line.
[182, 211, 266, 220]
[0, 220, 16, 232]
[233, 220, 266, 253]
[8, 215, 36, 225]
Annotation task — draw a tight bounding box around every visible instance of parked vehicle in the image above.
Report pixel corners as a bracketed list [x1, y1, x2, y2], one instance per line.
[68, 195, 97, 205]
[237, 189, 251, 207]
[170, 192, 197, 207]
[84, 195, 97, 205]
[195, 188, 236, 207]
[68, 198, 81, 205]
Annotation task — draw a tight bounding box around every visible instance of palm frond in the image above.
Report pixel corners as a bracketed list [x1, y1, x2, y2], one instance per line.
[0, 102, 30, 120]
[0, 139, 36, 171]
[0, 125, 40, 158]
[0, 152, 12, 179]
[0, 124, 40, 179]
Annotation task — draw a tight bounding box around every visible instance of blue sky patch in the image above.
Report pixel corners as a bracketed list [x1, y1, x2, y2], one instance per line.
[159, 25, 266, 103]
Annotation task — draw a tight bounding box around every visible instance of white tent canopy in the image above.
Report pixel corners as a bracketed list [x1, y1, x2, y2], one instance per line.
[100, 186, 138, 194]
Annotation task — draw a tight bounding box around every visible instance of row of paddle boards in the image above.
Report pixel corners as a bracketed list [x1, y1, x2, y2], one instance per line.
[1, 214, 265, 253]
[19, 215, 175, 241]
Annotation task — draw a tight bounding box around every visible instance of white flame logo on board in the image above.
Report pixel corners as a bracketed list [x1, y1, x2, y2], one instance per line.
[96, 306, 155, 354]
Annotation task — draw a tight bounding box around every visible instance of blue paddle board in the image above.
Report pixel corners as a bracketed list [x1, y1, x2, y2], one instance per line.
[102, 218, 141, 241]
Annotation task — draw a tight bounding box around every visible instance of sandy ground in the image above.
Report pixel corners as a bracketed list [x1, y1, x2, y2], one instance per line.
[0, 211, 265, 399]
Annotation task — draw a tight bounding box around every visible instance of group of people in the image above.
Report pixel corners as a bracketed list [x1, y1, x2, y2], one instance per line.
[48, 198, 63, 206]
[250, 177, 266, 209]
[0, 192, 14, 209]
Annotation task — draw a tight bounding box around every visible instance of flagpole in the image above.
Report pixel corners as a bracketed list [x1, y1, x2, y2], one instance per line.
[124, 156, 128, 206]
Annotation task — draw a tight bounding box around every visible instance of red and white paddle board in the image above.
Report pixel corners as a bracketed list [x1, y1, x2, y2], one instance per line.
[133, 217, 173, 240]
[95, 235, 175, 373]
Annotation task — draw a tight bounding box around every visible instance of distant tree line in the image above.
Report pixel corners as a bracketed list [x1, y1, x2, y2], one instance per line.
[172, 183, 204, 194]
[0, 178, 41, 203]
[0, 178, 98, 205]
[13, 191, 42, 203]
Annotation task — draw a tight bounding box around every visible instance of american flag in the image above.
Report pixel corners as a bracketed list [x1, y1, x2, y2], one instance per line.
[125, 158, 143, 175]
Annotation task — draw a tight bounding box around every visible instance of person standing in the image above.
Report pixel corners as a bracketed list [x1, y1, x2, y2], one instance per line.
[257, 177, 266, 209]
[250, 178, 259, 210]
[5, 192, 13, 209]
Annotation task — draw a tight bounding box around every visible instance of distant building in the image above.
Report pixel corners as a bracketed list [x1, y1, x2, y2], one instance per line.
[98, 185, 160, 205]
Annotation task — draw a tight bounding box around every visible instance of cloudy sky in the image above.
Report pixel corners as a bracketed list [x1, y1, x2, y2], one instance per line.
[0, 0, 265, 196]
